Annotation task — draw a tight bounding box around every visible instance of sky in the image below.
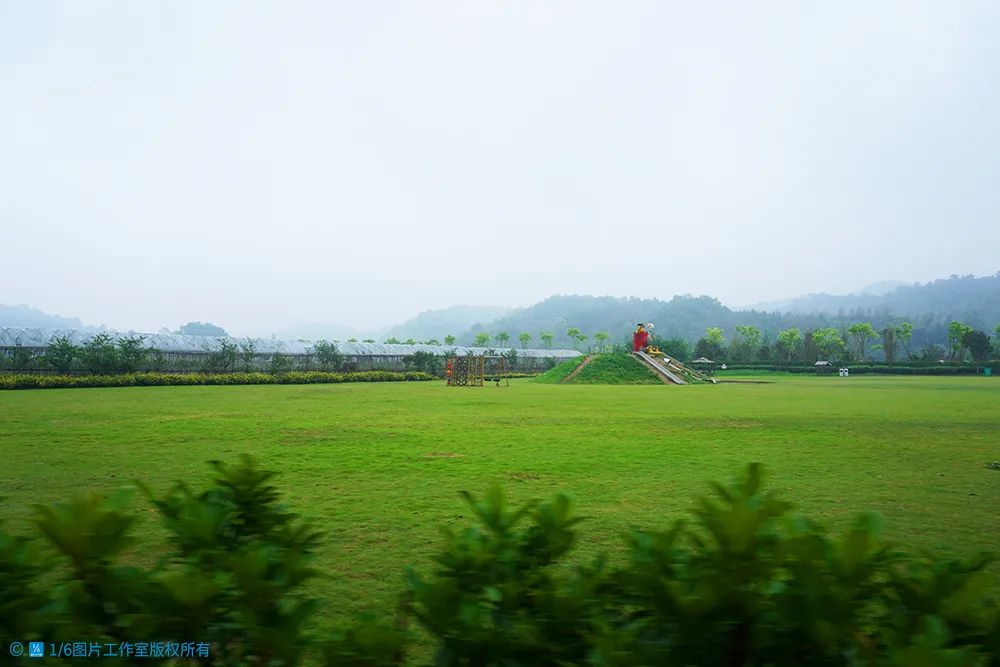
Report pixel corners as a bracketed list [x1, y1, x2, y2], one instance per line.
[2, 1, 999, 336]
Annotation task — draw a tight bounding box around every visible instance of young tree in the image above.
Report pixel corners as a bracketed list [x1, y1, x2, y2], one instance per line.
[7, 342, 34, 372]
[474, 332, 491, 347]
[347, 337, 358, 342]
[847, 323, 878, 361]
[540, 331, 554, 349]
[385, 337, 402, 344]
[425, 339, 440, 346]
[268, 353, 292, 374]
[81, 333, 119, 375]
[705, 327, 725, 346]
[313, 340, 343, 371]
[812, 328, 846, 361]
[404, 338, 417, 345]
[117, 335, 149, 373]
[43, 336, 78, 373]
[694, 337, 724, 362]
[518, 332, 532, 349]
[495, 332, 510, 348]
[895, 322, 914, 359]
[775, 328, 803, 363]
[947, 321, 974, 360]
[239, 338, 257, 371]
[735, 325, 762, 349]
[734, 325, 762, 363]
[662, 336, 692, 362]
[566, 327, 581, 349]
[202, 339, 237, 373]
[594, 332, 610, 352]
[444, 335, 456, 346]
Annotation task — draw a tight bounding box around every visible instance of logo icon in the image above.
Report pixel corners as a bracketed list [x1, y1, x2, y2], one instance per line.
[8, 642, 24, 657]
[29, 642, 44, 658]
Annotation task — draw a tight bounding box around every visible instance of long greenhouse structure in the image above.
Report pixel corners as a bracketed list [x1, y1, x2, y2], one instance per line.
[0, 327, 582, 373]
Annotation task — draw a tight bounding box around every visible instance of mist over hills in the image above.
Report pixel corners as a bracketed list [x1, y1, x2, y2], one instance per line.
[383, 305, 511, 342]
[457, 273, 1000, 348]
[3, 272, 998, 350]
[0, 304, 84, 330]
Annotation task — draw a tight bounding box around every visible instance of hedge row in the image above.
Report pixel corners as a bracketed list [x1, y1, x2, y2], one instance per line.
[716, 364, 991, 375]
[0, 370, 435, 390]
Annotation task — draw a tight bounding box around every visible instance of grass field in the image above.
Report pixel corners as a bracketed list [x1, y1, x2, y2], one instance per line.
[2, 375, 999, 628]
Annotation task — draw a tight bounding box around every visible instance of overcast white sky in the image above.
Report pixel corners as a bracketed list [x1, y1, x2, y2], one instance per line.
[2, 1, 999, 336]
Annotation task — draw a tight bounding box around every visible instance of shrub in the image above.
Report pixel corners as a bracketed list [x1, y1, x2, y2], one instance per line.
[0, 370, 434, 390]
[42, 336, 78, 373]
[80, 332, 119, 374]
[269, 353, 294, 374]
[2, 461, 996, 664]
[313, 340, 343, 371]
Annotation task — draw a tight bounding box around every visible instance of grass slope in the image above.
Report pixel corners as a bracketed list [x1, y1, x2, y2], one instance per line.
[532, 356, 585, 383]
[568, 353, 661, 384]
[2, 376, 999, 629]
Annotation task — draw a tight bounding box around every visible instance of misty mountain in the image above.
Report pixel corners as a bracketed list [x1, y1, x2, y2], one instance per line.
[383, 305, 511, 342]
[0, 304, 84, 329]
[460, 273, 1000, 348]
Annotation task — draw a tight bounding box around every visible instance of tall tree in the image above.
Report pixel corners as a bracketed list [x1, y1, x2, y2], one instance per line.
[518, 332, 532, 349]
[444, 335, 456, 346]
[576, 333, 588, 351]
[812, 328, 846, 361]
[474, 332, 491, 347]
[566, 328, 581, 350]
[947, 321, 973, 360]
[705, 327, 725, 346]
[594, 332, 610, 352]
[734, 325, 762, 362]
[847, 323, 878, 361]
[43, 336, 78, 373]
[775, 328, 803, 363]
[962, 330, 992, 362]
[495, 332, 510, 348]
[540, 331, 554, 349]
[896, 322, 914, 360]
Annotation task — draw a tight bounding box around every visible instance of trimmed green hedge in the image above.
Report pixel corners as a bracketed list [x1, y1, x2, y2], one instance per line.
[0, 370, 435, 390]
[717, 364, 992, 376]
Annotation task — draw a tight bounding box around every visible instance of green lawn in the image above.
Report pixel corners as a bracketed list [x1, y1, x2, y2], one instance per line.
[2, 375, 998, 627]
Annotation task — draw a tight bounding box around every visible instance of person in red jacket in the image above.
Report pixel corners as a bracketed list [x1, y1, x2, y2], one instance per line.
[633, 323, 649, 352]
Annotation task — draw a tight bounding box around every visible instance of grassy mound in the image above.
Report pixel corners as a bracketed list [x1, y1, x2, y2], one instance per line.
[532, 353, 661, 384]
[532, 356, 586, 383]
[571, 353, 661, 384]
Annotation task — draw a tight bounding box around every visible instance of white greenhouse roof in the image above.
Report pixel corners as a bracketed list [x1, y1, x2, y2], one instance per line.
[0, 327, 582, 359]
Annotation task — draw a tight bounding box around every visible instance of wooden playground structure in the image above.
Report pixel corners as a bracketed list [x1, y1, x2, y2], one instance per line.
[446, 355, 510, 387]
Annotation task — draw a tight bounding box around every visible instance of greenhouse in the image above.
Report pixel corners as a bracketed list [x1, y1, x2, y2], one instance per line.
[0, 327, 581, 373]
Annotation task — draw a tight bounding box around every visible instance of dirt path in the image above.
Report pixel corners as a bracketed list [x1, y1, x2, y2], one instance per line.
[561, 355, 595, 383]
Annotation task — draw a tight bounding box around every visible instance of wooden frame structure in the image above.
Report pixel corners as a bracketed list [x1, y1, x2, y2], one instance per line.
[446, 355, 510, 387]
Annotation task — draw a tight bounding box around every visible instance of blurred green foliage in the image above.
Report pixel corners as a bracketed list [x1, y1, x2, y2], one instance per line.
[2, 461, 997, 665]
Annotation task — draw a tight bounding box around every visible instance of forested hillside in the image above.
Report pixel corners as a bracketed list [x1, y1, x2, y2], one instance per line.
[457, 274, 1000, 356]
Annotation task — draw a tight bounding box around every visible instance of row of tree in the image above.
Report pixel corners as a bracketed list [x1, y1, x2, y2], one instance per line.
[683, 321, 1000, 364]
[377, 329, 614, 351]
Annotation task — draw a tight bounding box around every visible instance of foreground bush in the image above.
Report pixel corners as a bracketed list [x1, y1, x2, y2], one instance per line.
[0, 370, 434, 390]
[2, 460, 997, 665]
